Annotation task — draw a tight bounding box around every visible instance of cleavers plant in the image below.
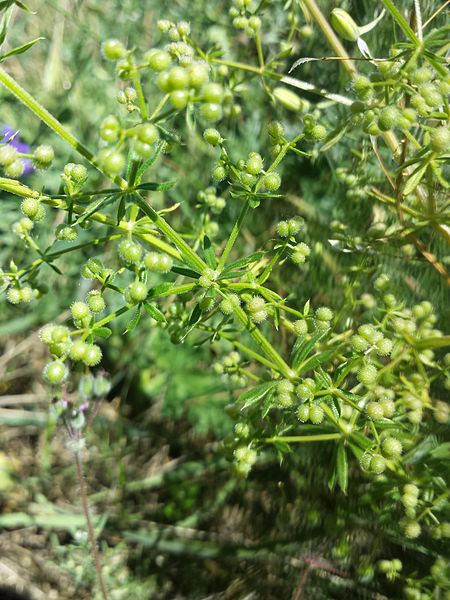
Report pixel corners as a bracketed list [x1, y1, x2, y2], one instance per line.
[0, 0, 449, 598]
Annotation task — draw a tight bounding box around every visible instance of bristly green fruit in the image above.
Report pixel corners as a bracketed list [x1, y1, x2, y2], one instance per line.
[102, 39, 126, 60]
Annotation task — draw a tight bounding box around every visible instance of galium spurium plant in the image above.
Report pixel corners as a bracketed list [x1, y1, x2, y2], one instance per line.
[0, 0, 449, 598]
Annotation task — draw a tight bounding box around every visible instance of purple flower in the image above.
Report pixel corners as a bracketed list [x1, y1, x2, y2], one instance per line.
[1, 125, 34, 176]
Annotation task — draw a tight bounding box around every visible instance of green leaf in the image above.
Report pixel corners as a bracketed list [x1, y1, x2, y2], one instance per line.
[147, 283, 174, 299]
[403, 162, 428, 196]
[0, 5, 13, 47]
[314, 366, 332, 389]
[336, 442, 348, 495]
[298, 348, 336, 376]
[188, 303, 202, 326]
[239, 381, 277, 410]
[0, 36, 43, 61]
[221, 251, 264, 274]
[429, 443, 450, 461]
[116, 194, 127, 224]
[14, 0, 35, 13]
[202, 235, 216, 269]
[135, 179, 177, 192]
[135, 139, 166, 183]
[320, 124, 349, 153]
[72, 195, 114, 225]
[303, 299, 310, 316]
[144, 302, 166, 323]
[349, 431, 372, 451]
[414, 336, 450, 350]
[124, 306, 141, 333]
[171, 266, 200, 279]
[94, 327, 112, 339]
[290, 328, 329, 371]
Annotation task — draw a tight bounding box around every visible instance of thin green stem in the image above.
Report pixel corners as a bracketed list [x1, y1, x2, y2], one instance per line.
[135, 193, 206, 272]
[131, 65, 148, 120]
[265, 433, 341, 443]
[255, 33, 265, 69]
[232, 305, 292, 379]
[299, 0, 357, 77]
[74, 449, 109, 600]
[217, 200, 250, 270]
[0, 66, 126, 190]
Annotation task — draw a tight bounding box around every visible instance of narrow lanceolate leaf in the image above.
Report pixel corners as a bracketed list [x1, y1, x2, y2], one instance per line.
[94, 327, 113, 339]
[136, 139, 166, 183]
[290, 328, 329, 370]
[72, 195, 114, 225]
[221, 252, 264, 273]
[0, 5, 13, 47]
[297, 348, 336, 376]
[337, 442, 348, 495]
[0, 36, 43, 61]
[403, 162, 428, 196]
[171, 266, 200, 279]
[135, 179, 177, 192]
[202, 235, 217, 268]
[188, 303, 202, 327]
[144, 302, 166, 323]
[314, 366, 333, 389]
[124, 306, 141, 333]
[239, 381, 277, 410]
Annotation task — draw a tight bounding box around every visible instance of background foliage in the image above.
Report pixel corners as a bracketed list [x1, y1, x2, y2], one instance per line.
[0, 1, 449, 599]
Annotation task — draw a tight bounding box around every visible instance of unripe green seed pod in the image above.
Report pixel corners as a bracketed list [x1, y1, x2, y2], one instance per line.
[5, 159, 24, 178]
[379, 398, 396, 418]
[43, 360, 68, 384]
[0, 144, 17, 166]
[200, 102, 223, 121]
[125, 281, 148, 304]
[358, 363, 378, 386]
[273, 87, 303, 112]
[202, 82, 223, 103]
[401, 493, 418, 510]
[250, 309, 268, 323]
[87, 291, 106, 313]
[381, 437, 402, 457]
[6, 287, 22, 304]
[203, 128, 223, 146]
[330, 8, 360, 42]
[146, 49, 171, 71]
[21, 197, 41, 219]
[220, 293, 241, 315]
[402, 519, 421, 538]
[268, 121, 284, 141]
[430, 127, 450, 153]
[359, 451, 372, 471]
[137, 123, 159, 145]
[296, 404, 310, 422]
[352, 334, 369, 352]
[169, 90, 189, 109]
[366, 401, 384, 420]
[167, 66, 189, 91]
[308, 125, 327, 140]
[187, 63, 209, 88]
[213, 165, 227, 181]
[315, 306, 333, 322]
[370, 454, 386, 474]
[82, 344, 103, 367]
[71, 301, 91, 321]
[144, 252, 173, 273]
[293, 319, 308, 336]
[33, 144, 54, 168]
[70, 340, 89, 361]
[378, 106, 400, 131]
[263, 172, 281, 191]
[102, 39, 126, 60]
[246, 153, 263, 175]
[118, 239, 143, 264]
[309, 404, 325, 424]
